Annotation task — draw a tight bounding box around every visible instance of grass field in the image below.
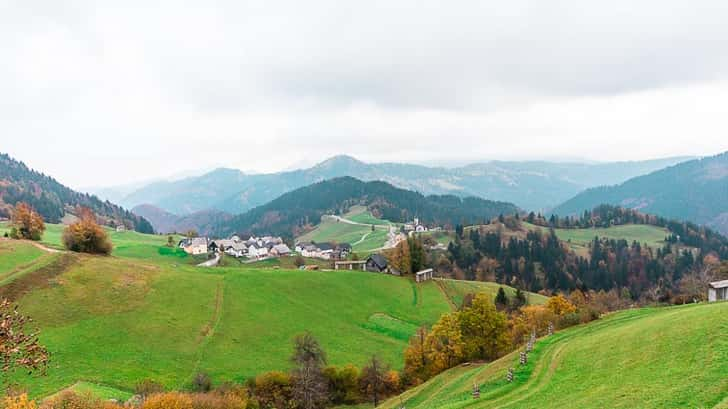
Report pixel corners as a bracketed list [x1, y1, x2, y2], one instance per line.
[437, 279, 548, 308]
[380, 302, 728, 409]
[6, 235, 458, 397]
[524, 222, 669, 248]
[297, 214, 391, 254]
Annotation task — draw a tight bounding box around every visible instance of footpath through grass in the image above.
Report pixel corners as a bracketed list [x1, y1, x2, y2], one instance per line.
[381, 302, 728, 409]
[8, 248, 454, 397]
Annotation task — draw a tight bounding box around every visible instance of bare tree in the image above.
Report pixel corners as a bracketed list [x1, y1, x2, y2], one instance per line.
[291, 332, 329, 409]
[360, 355, 388, 407]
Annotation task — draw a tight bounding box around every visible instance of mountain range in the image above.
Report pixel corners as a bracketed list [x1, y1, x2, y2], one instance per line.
[553, 152, 728, 236]
[107, 155, 692, 218]
[213, 176, 519, 238]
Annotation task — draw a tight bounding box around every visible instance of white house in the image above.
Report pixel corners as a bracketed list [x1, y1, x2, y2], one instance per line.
[180, 237, 208, 255]
[708, 280, 728, 302]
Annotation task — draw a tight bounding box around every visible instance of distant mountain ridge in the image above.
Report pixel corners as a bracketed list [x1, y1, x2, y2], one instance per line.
[0, 153, 154, 233]
[213, 176, 519, 238]
[113, 155, 692, 215]
[553, 152, 728, 236]
[131, 204, 232, 235]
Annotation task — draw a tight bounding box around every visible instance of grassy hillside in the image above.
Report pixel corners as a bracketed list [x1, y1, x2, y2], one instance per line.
[381, 302, 728, 409]
[296, 208, 393, 253]
[5, 236, 455, 397]
[437, 279, 548, 308]
[521, 222, 670, 257]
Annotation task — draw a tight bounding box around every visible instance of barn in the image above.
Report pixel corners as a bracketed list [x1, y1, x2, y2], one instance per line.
[708, 280, 728, 302]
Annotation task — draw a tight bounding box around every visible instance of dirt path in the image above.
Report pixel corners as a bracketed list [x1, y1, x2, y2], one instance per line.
[197, 254, 220, 267]
[30, 241, 65, 253]
[190, 280, 225, 378]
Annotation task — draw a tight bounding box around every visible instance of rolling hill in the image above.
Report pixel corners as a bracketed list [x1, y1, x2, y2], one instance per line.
[0, 225, 543, 398]
[0, 153, 154, 233]
[213, 177, 519, 238]
[110, 155, 691, 215]
[381, 302, 728, 409]
[554, 152, 728, 236]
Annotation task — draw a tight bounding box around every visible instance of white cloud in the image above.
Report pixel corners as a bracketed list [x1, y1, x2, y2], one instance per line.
[2, 0, 728, 187]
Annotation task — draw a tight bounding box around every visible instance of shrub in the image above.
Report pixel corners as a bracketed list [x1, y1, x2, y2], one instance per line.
[191, 372, 212, 392]
[3, 394, 37, 409]
[40, 391, 123, 409]
[135, 379, 165, 398]
[323, 364, 361, 405]
[62, 208, 112, 255]
[189, 392, 247, 409]
[141, 392, 193, 409]
[253, 371, 292, 409]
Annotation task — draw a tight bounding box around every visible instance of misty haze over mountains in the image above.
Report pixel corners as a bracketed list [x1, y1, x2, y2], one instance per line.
[93, 155, 692, 219]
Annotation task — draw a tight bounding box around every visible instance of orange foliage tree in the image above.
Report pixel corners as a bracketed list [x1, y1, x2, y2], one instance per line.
[62, 208, 112, 255]
[10, 202, 45, 241]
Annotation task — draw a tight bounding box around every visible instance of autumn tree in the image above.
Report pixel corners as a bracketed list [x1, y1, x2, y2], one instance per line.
[359, 355, 388, 407]
[546, 294, 577, 316]
[426, 313, 465, 373]
[459, 293, 511, 361]
[62, 208, 113, 255]
[0, 299, 49, 379]
[291, 332, 329, 409]
[403, 326, 431, 384]
[9, 202, 45, 241]
[388, 240, 411, 275]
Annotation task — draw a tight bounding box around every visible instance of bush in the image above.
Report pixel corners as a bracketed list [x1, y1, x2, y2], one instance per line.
[141, 392, 193, 409]
[40, 391, 123, 409]
[191, 372, 212, 392]
[253, 371, 292, 409]
[135, 379, 165, 398]
[62, 208, 112, 255]
[189, 392, 248, 409]
[3, 394, 37, 409]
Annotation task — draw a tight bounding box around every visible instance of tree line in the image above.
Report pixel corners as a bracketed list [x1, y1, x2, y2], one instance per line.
[0, 153, 153, 233]
[439, 209, 727, 303]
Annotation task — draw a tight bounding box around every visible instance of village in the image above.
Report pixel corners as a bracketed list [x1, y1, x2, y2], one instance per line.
[177, 223, 438, 282]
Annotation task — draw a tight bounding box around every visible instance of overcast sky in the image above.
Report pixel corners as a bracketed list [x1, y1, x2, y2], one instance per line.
[3, 0, 728, 188]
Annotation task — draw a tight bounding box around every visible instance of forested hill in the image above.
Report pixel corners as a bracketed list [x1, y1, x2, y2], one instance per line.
[0, 153, 154, 233]
[214, 177, 518, 238]
[553, 152, 728, 236]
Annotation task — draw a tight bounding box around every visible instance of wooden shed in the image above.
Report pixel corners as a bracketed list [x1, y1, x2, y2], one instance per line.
[708, 280, 728, 302]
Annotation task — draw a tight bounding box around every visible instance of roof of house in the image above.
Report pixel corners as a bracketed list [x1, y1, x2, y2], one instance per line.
[317, 243, 334, 251]
[415, 268, 434, 276]
[367, 254, 388, 269]
[185, 237, 207, 247]
[273, 244, 291, 254]
[338, 243, 352, 250]
[709, 280, 728, 289]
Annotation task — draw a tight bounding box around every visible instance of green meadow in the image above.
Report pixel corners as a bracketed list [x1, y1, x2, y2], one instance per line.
[297, 213, 391, 253]
[438, 279, 548, 308]
[381, 301, 728, 409]
[524, 222, 669, 248]
[3, 220, 724, 408]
